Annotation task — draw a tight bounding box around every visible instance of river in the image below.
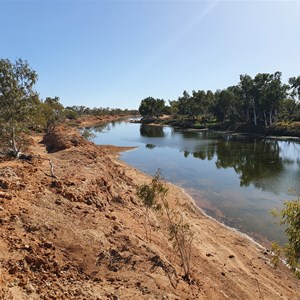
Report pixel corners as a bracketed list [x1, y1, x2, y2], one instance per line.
[89, 119, 300, 246]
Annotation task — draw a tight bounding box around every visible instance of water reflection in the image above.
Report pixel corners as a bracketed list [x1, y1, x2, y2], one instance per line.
[146, 144, 156, 150]
[140, 124, 165, 137]
[141, 126, 298, 193]
[90, 121, 300, 245]
[215, 139, 283, 188]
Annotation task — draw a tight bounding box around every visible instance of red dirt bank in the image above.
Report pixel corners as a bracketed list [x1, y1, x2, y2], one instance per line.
[0, 122, 299, 299]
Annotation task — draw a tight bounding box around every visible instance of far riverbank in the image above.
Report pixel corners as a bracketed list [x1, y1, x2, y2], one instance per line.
[137, 116, 300, 139]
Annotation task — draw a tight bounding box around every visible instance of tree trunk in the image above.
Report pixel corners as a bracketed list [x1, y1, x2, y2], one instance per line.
[263, 111, 267, 126]
[11, 127, 20, 158]
[269, 108, 273, 126]
[253, 105, 257, 126]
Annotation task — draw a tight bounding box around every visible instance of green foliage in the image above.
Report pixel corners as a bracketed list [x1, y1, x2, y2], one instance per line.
[140, 71, 300, 128]
[41, 97, 65, 132]
[65, 105, 138, 117]
[271, 198, 300, 278]
[139, 97, 165, 117]
[137, 170, 193, 281]
[137, 170, 166, 240]
[0, 58, 39, 157]
[0, 58, 67, 157]
[137, 173, 166, 211]
[81, 128, 96, 141]
[289, 76, 300, 101]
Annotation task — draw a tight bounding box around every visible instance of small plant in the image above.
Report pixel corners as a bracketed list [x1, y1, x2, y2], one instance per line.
[271, 197, 300, 278]
[81, 128, 96, 141]
[167, 211, 193, 281]
[137, 169, 193, 281]
[137, 170, 166, 241]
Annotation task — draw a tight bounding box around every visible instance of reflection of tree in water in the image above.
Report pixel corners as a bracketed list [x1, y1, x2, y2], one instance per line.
[140, 124, 165, 137]
[91, 121, 123, 133]
[215, 138, 283, 187]
[183, 143, 216, 161]
[91, 124, 108, 133]
[146, 144, 156, 150]
[181, 134, 287, 189]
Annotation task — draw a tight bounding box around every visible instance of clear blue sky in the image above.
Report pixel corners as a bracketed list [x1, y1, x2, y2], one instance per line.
[1, 0, 299, 109]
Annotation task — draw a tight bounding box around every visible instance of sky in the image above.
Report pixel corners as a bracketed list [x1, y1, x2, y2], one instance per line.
[1, 0, 300, 109]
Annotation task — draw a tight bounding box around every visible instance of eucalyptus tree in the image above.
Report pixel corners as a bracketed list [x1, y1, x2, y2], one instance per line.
[191, 89, 210, 119]
[263, 72, 288, 125]
[42, 97, 65, 132]
[253, 72, 287, 126]
[238, 72, 287, 126]
[168, 100, 179, 115]
[139, 97, 165, 117]
[205, 90, 215, 120]
[239, 74, 257, 125]
[177, 90, 192, 116]
[213, 88, 239, 122]
[0, 58, 40, 157]
[289, 76, 300, 101]
[279, 98, 298, 121]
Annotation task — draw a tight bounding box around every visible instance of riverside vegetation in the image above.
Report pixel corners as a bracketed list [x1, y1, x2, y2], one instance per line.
[271, 198, 300, 278]
[138, 72, 300, 136]
[138, 170, 193, 282]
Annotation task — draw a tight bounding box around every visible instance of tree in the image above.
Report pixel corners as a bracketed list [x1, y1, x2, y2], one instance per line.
[253, 72, 287, 126]
[239, 74, 256, 125]
[213, 88, 238, 122]
[42, 97, 65, 132]
[0, 58, 39, 157]
[271, 198, 300, 278]
[177, 90, 192, 116]
[138, 170, 194, 281]
[168, 100, 179, 115]
[139, 97, 165, 117]
[190, 90, 207, 119]
[279, 98, 298, 121]
[289, 76, 300, 101]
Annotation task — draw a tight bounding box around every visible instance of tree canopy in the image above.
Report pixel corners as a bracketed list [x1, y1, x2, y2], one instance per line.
[139, 97, 166, 117]
[0, 58, 40, 157]
[139, 72, 300, 126]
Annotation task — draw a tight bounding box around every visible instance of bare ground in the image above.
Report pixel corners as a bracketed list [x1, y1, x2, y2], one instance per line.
[0, 123, 299, 300]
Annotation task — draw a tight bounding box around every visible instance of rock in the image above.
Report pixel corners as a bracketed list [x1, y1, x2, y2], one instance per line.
[55, 198, 62, 205]
[25, 283, 35, 294]
[42, 241, 53, 249]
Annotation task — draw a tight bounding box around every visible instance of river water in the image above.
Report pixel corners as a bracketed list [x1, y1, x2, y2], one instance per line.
[90, 119, 300, 245]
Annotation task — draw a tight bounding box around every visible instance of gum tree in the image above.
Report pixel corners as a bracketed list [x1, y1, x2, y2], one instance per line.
[0, 58, 39, 157]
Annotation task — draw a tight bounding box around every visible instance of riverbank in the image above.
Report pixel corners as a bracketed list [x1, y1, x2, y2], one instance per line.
[69, 114, 138, 128]
[139, 116, 300, 139]
[0, 122, 299, 299]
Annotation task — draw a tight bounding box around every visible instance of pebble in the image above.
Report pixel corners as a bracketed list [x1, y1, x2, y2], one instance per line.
[25, 283, 35, 293]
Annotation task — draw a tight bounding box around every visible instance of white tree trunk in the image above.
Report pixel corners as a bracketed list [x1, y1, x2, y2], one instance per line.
[253, 105, 257, 126]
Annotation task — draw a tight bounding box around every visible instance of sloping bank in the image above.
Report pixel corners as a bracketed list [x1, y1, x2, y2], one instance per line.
[0, 123, 299, 299]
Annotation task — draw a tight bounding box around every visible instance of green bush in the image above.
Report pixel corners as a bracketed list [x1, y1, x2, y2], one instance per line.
[271, 198, 300, 278]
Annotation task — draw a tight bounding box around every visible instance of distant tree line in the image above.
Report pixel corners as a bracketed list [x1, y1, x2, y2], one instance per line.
[65, 105, 138, 120]
[139, 72, 300, 126]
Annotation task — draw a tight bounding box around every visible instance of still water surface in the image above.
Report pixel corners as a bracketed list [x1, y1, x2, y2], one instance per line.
[91, 120, 300, 245]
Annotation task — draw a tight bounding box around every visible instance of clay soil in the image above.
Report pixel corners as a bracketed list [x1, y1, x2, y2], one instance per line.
[0, 120, 299, 300]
